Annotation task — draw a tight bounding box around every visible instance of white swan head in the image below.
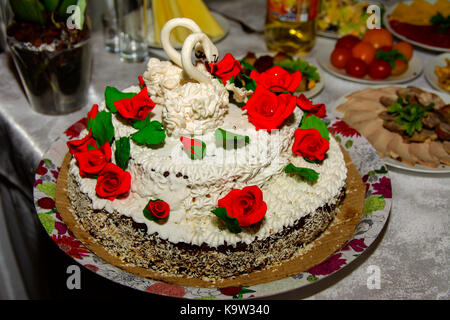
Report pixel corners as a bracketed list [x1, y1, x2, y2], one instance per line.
[181, 32, 219, 84]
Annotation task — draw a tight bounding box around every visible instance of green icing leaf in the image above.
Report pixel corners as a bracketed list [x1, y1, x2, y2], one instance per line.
[131, 120, 166, 146]
[215, 128, 250, 149]
[38, 213, 55, 234]
[231, 72, 257, 91]
[300, 115, 330, 141]
[239, 60, 257, 72]
[115, 136, 131, 170]
[180, 137, 206, 160]
[240, 287, 256, 294]
[89, 110, 114, 147]
[212, 207, 242, 234]
[284, 163, 319, 182]
[362, 196, 386, 216]
[37, 183, 56, 199]
[104, 86, 137, 113]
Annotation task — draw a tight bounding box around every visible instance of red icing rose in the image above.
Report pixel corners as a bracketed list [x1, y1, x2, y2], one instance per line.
[138, 76, 146, 89]
[95, 163, 131, 201]
[296, 94, 326, 118]
[67, 131, 98, 155]
[210, 53, 242, 83]
[74, 143, 112, 177]
[292, 128, 329, 161]
[87, 104, 98, 122]
[114, 86, 156, 121]
[218, 185, 267, 227]
[242, 86, 297, 130]
[144, 200, 170, 220]
[250, 66, 302, 92]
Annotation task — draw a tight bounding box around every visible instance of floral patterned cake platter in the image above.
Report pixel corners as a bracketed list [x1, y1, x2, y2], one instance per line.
[33, 116, 392, 300]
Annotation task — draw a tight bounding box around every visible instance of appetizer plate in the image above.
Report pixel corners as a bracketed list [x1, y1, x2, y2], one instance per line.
[425, 53, 450, 93]
[147, 11, 229, 49]
[239, 52, 325, 99]
[328, 86, 450, 173]
[317, 30, 341, 39]
[317, 42, 423, 84]
[33, 117, 391, 299]
[383, 1, 450, 53]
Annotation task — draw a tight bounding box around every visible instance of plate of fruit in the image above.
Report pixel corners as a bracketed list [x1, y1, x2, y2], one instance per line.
[240, 52, 324, 99]
[317, 28, 423, 84]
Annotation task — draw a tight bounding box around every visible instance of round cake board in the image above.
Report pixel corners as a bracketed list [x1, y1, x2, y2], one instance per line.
[56, 145, 366, 288]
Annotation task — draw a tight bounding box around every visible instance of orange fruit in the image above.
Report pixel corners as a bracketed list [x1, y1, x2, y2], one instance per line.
[362, 28, 394, 50]
[351, 42, 376, 66]
[391, 59, 408, 76]
[393, 41, 413, 61]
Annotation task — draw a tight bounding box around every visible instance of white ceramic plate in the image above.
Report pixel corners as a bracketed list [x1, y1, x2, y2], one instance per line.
[34, 116, 391, 299]
[383, 1, 450, 53]
[328, 86, 450, 173]
[239, 52, 325, 99]
[425, 53, 450, 93]
[317, 42, 423, 84]
[147, 12, 229, 49]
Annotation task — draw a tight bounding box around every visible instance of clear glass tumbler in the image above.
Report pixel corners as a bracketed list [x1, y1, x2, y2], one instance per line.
[114, 0, 149, 63]
[102, 12, 119, 53]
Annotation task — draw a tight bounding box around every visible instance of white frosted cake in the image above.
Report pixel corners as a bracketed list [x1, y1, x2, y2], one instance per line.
[65, 19, 347, 281]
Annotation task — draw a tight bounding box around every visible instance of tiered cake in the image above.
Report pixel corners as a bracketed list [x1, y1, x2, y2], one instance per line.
[64, 18, 348, 282]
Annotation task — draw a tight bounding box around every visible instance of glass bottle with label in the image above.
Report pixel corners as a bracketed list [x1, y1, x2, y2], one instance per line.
[264, 0, 320, 55]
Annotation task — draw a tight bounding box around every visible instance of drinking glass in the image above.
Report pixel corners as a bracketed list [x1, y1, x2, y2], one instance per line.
[102, 11, 119, 53]
[114, 0, 149, 63]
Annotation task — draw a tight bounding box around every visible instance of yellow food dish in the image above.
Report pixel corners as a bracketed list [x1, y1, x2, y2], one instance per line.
[389, 0, 450, 26]
[317, 0, 370, 37]
[435, 58, 450, 92]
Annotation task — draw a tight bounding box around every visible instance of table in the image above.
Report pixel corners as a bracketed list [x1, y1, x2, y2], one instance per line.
[0, 1, 448, 300]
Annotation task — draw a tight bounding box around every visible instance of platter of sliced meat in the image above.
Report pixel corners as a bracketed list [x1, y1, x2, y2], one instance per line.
[328, 86, 450, 173]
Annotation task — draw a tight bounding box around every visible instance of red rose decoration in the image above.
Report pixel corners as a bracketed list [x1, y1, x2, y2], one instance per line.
[87, 104, 98, 122]
[138, 76, 146, 89]
[210, 53, 242, 84]
[114, 86, 156, 121]
[67, 131, 98, 155]
[242, 86, 296, 130]
[143, 199, 170, 220]
[74, 143, 112, 177]
[296, 94, 326, 118]
[95, 163, 131, 201]
[250, 66, 302, 92]
[218, 185, 267, 227]
[292, 128, 329, 161]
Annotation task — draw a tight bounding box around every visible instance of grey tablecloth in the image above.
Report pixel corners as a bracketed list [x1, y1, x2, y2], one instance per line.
[0, 0, 449, 300]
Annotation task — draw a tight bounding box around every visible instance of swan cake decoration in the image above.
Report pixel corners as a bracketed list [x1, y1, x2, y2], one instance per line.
[65, 18, 348, 282]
